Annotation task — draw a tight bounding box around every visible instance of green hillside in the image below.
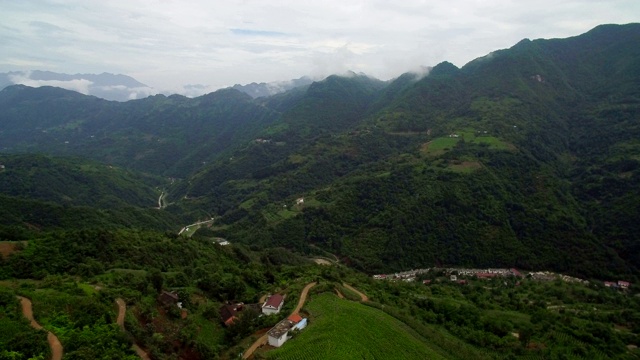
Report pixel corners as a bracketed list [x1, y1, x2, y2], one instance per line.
[0, 25, 639, 279]
[177, 23, 640, 279]
[0, 86, 280, 176]
[266, 293, 450, 360]
[0, 154, 163, 208]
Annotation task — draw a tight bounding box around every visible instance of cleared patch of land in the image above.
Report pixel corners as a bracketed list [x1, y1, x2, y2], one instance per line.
[0, 241, 26, 258]
[421, 137, 459, 157]
[266, 293, 447, 360]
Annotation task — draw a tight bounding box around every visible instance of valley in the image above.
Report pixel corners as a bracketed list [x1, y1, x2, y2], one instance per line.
[1, 23, 640, 359]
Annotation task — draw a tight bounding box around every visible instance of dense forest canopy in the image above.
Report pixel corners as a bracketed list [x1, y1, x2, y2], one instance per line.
[0, 23, 639, 279]
[1, 23, 640, 360]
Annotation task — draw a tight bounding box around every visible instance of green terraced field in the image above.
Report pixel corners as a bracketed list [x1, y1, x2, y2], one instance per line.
[265, 293, 448, 360]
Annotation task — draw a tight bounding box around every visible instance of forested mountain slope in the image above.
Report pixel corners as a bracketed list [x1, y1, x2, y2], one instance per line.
[0, 154, 188, 239]
[182, 24, 640, 279]
[0, 24, 639, 280]
[0, 86, 280, 176]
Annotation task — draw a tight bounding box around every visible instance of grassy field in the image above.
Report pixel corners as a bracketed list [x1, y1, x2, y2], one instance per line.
[421, 137, 459, 156]
[265, 293, 449, 360]
[421, 129, 512, 158]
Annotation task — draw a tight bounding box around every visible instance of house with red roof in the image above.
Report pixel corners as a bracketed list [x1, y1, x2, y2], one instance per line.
[219, 302, 262, 326]
[262, 294, 284, 315]
[220, 304, 240, 327]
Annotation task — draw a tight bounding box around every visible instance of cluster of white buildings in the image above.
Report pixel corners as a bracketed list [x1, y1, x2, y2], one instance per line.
[372, 268, 430, 282]
[372, 267, 523, 282]
[373, 267, 634, 293]
[604, 280, 631, 290]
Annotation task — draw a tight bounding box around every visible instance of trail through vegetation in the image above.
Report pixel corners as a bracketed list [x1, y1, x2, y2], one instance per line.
[115, 298, 151, 360]
[18, 296, 63, 360]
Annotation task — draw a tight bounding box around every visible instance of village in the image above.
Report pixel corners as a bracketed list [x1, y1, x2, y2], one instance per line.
[372, 267, 632, 290]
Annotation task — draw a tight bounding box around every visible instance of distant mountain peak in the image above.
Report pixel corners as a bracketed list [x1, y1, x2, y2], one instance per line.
[230, 76, 315, 98]
[0, 70, 157, 102]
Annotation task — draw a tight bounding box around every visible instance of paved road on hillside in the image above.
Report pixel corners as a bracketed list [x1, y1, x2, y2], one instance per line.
[18, 296, 63, 360]
[242, 282, 317, 359]
[178, 218, 215, 235]
[156, 192, 165, 209]
[115, 298, 151, 360]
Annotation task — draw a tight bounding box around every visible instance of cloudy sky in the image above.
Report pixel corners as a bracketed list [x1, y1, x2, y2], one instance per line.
[1, 0, 638, 95]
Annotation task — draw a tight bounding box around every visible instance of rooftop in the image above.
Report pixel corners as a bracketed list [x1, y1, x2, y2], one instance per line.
[288, 313, 303, 324]
[264, 294, 284, 308]
[268, 318, 295, 338]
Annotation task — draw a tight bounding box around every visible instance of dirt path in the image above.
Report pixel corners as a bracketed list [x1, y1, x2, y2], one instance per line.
[342, 283, 368, 302]
[292, 282, 317, 314]
[115, 298, 151, 360]
[18, 296, 63, 360]
[116, 298, 126, 330]
[243, 282, 317, 359]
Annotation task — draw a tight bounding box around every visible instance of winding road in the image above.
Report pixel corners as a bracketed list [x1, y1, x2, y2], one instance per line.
[242, 282, 317, 359]
[116, 298, 151, 360]
[342, 283, 369, 302]
[178, 218, 215, 236]
[18, 296, 63, 360]
[156, 192, 165, 209]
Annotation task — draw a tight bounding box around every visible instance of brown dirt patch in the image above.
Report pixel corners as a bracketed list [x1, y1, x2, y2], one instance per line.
[420, 141, 432, 154]
[0, 241, 26, 258]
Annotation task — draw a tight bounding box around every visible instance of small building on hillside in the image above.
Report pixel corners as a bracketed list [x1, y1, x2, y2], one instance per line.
[267, 313, 306, 347]
[220, 303, 241, 327]
[618, 281, 631, 290]
[158, 291, 179, 307]
[262, 294, 284, 315]
[219, 302, 261, 326]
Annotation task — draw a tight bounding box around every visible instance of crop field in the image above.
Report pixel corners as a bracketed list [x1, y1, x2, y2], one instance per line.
[265, 293, 448, 360]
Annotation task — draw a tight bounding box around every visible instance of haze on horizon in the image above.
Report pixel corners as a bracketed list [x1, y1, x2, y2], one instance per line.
[1, 0, 638, 97]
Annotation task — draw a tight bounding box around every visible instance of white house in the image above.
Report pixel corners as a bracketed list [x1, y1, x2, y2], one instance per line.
[267, 314, 306, 347]
[262, 294, 284, 315]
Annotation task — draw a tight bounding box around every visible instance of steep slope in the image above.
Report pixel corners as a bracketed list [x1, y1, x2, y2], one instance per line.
[0, 154, 162, 208]
[185, 24, 640, 279]
[0, 154, 181, 233]
[0, 86, 280, 176]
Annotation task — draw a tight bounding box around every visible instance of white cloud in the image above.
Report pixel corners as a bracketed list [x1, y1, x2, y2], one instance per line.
[1, 0, 638, 93]
[9, 72, 93, 94]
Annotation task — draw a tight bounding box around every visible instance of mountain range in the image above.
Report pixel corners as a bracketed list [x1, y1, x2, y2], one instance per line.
[0, 70, 156, 102]
[1, 23, 639, 280]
